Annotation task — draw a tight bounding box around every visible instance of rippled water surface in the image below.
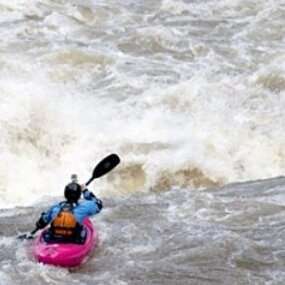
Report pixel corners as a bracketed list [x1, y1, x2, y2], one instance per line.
[0, 0, 285, 284]
[1, 177, 285, 284]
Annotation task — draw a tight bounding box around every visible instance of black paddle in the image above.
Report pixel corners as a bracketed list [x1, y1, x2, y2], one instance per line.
[17, 153, 120, 240]
[85, 153, 120, 186]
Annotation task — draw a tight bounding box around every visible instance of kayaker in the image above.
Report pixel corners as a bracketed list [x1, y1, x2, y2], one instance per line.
[35, 174, 103, 243]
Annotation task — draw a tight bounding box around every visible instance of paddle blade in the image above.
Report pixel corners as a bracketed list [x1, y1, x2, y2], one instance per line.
[17, 233, 35, 240]
[17, 234, 27, 240]
[93, 153, 120, 178]
[86, 154, 120, 185]
[17, 228, 38, 240]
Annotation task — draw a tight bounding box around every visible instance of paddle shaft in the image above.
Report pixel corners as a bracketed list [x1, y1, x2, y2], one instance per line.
[85, 177, 94, 186]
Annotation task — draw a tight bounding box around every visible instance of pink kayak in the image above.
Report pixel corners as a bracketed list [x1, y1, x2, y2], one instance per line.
[32, 218, 98, 267]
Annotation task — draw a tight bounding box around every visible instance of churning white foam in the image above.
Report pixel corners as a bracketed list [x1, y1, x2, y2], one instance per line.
[0, 0, 284, 208]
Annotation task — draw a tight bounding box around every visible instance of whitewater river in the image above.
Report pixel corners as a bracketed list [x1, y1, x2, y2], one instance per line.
[0, 0, 285, 284]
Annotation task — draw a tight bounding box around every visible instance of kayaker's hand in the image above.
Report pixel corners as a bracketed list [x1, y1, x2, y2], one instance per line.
[83, 189, 96, 200]
[36, 216, 48, 229]
[96, 198, 103, 210]
[81, 184, 87, 191]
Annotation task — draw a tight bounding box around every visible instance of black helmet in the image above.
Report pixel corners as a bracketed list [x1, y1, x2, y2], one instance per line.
[64, 182, 81, 203]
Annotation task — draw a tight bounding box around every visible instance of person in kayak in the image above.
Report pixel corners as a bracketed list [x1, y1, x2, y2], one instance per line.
[35, 174, 103, 243]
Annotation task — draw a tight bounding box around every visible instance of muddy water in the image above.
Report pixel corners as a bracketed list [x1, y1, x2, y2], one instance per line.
[0, 0, 284, 284]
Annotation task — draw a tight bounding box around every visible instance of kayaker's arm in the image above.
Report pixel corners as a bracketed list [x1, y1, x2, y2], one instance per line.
[81, 183, 103, 209]
[35, 213, 49, 229]
[35, 204, 61, 229]
[83, 189, 103, 210]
